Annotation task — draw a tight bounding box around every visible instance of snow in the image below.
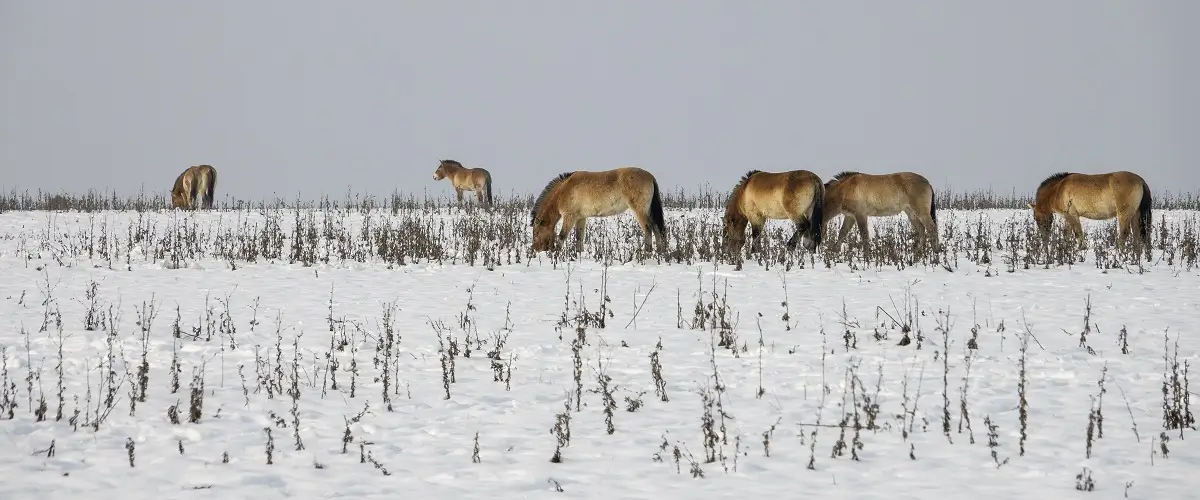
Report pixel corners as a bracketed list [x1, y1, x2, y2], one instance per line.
[0, 206, 1197, 500]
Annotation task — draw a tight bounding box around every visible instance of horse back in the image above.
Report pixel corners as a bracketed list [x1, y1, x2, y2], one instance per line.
[1054, 171, 1147, 218]
[560, 167, 657, 217]
[452, 166, 490, 190]
[829, 171, 931, 214]
[741, 170, 820, 219]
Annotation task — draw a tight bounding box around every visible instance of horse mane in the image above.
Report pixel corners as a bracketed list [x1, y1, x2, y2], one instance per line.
[832, 171, 859, 182]
[728, 170, 761, 199]
[1037, 172, 1073, 190]
[823, 170, 857, 186]
[531, 171, 575, 223]
[722, 170, 764, 220]
[440, 159, 464, 168]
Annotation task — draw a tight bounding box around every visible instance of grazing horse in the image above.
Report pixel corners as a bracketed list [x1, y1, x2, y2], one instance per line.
[170, 164, 218, 210]
[821, 171, 937, 248]
[722, 169, 824, 255]
[530, 166, 667, 253]
[433, 159, 493, 206]
[1028, 171, 1152, 249]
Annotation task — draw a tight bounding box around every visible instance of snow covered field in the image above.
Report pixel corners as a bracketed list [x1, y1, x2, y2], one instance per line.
[0, 205, 1198, 499]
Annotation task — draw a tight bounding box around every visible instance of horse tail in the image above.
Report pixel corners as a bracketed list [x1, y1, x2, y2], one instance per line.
[929, 189, 937, 226]
[484, 171, 493, 206]
[806, 179, 825, 247]
[1138, 180, 1152, 245]
[188, 169, 202, 208]
[649, 178, 666, 237]
[205, 167, 217, 209]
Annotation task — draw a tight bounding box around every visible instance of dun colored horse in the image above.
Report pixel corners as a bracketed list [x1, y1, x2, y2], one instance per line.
[821, 171, 937, 248]
[722, 169, 824, 255]
[171, 164, 218, 210]
[434, 159, 493, 206]
[1028, 171, 1152, 249]
[530, 167, 667, 253]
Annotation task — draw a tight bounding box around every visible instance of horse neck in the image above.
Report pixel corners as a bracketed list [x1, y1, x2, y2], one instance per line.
[724, 189, 747, 224]
[1037, 181, 1066, 209]
[442, 163, 465, 176]
[533, 189, 563, 223]
[534, 203, 561, 228]
[822, 182, 841, 209]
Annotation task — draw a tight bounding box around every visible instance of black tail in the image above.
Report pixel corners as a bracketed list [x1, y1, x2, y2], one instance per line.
[649, 180, 666, 237]
[806, 181, 825, 247]
[929, 190, 937, 226]
[484, 172, 494, 206]
[1138, 181, 1152, 245]
[205, 168, 217, 209]
[189, 173, 203, 209]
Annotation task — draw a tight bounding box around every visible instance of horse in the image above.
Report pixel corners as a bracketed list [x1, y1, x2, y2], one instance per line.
[433, 159, 493, 206]
[1028, 171, 1152, 249]
[530, 166, 667, 253]
[821, 171, 937, 249]
[721, 169, 824, 255]
[170, 164, 218, 210]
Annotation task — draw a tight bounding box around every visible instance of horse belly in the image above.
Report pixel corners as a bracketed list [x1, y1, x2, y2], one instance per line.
[752, 198, 794, 221]
[453, 173, 478, 190]
[1068, 198, 1117, 220]
[852, 189, 905, 217]
[587, 194, 631, 218]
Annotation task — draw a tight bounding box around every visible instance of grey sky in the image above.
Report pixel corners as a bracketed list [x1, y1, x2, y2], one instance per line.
[2, 1, 1196, 202]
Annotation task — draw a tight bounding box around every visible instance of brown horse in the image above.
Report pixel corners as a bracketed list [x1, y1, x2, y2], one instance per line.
[722, 169, 824, 255]
[170, 164, 218, 210]
[1028, 171, 1152, 249]
[821, 171, 937, 248]
[530, 167, 667, 253]
[434, 159, 493, 206]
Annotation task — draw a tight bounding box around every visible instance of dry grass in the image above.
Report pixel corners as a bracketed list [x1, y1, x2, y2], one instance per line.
[0, 187, 1195, 274]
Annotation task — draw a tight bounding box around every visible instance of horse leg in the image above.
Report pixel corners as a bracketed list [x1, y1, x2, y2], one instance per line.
[924, 213, 940, 248]
[1124, 210, 1141, 253]
[904, 211, 921, 246]
[918, 212, 936, 249]
[837, 216, 855, 247]
[786, 218, 806, 249]
[554, 214, 580, 253]
[1067, 214, 1086, 248]
[905, 209, 934, 250]
[751, 223, 769, 255]
[630, 208, 655, 252]
[574, 218, 587, 251]
[455, 188, 464, 205]
[854, 214, 870, 248]
[1115, 211, 1131, 249]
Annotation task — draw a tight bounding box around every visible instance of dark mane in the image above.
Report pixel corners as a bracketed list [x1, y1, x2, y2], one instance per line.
[531, 171, 575, 224]
[731, 170, 762, 193]
[724, 170, 764, 215]
[1037, 172, 1073, 190]
[440, 159, 464, 168]
[833, 171, 860, 182]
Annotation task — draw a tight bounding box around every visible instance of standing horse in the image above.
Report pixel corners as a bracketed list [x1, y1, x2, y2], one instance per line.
[170, 164, 218, 210]
[1028, 171, 1152, 249]
[530, 166, 667, 253]
[433, 159, 493, 206]
[821, 171, 937, 248]
[722, 169, 824, 255]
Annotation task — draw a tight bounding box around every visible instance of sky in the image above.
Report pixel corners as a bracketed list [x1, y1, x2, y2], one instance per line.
[2, 1, 1196, 202]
